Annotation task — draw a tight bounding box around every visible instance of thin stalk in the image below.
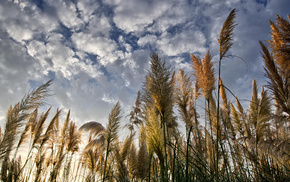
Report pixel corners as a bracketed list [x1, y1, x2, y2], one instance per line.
[194, 123, 203, 180]
[102, 138, 110, 182]
[194, 98, 204, 180]
[162, 117, 168, 182]
[220, 141, 230, 180]
[172, 140, 177, 182]
[216, 58, 222, 182]
[208, 98, 216, 173]
[204, 99, 208, 174]
[186, 126, 193, 182]
[73, 156, 81, 182]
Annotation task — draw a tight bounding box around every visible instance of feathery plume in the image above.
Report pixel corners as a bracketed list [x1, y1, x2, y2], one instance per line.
[0, 80, 52, 161]
[145, 107, 164, 162]
[231, 103, 243, 137]
[260, 41, 284, 91]
[191, 51, 215, 100]
[256, 87, 271, 142]
[269, 15, 290, 73]
[66, 121, 81, 153]
[218, 9, 237, 59]
[249, 80, 259, 126]
[175, 69, 193, 130]
[106, 101, 122, 144]
[103, 101, 122, 182]
[80, 121, 106, 138]
[194, 81, 201, 101]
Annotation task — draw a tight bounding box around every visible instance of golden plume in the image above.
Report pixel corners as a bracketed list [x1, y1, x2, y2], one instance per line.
[191, 50, 215, 100]
[218, 9, 237, 59]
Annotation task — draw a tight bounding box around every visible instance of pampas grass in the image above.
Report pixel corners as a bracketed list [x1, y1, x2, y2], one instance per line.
[1, 10, 290, 182]
[216, 9, 237, 181]
[0, 80, 51, 181]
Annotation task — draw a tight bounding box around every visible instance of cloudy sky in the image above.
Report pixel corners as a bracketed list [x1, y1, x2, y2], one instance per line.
[0, 0, 289, 131]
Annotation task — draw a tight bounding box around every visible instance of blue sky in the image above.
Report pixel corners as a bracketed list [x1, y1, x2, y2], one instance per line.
[0, 0, 289, 130]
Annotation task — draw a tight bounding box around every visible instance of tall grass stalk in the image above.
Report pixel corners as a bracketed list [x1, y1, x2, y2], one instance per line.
[103, 102, 121, 182]
[216, 8, 237, 181]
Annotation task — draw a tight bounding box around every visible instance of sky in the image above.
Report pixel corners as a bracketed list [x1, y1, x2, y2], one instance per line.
[0, 0, 289, 132]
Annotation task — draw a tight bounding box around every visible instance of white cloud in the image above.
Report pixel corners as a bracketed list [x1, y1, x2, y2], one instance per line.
[102, 94, 118, 104]
[113, 0, 173, 33]
[0, 1, 58, 43]
[44, 0, 84, 31]
[88, 15, 112, 36]
[0, 29, 39, 122]
[225, 0, 240, 6]
[157, 30, 207, 56]
[71, 32, 118, 65]
[169, 57, 192, 73]
[137, 34, 158, 47]
[77, 0, 100, 23]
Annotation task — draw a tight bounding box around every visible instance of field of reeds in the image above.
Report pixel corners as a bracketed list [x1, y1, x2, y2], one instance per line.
[0, 9, 289, 182]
